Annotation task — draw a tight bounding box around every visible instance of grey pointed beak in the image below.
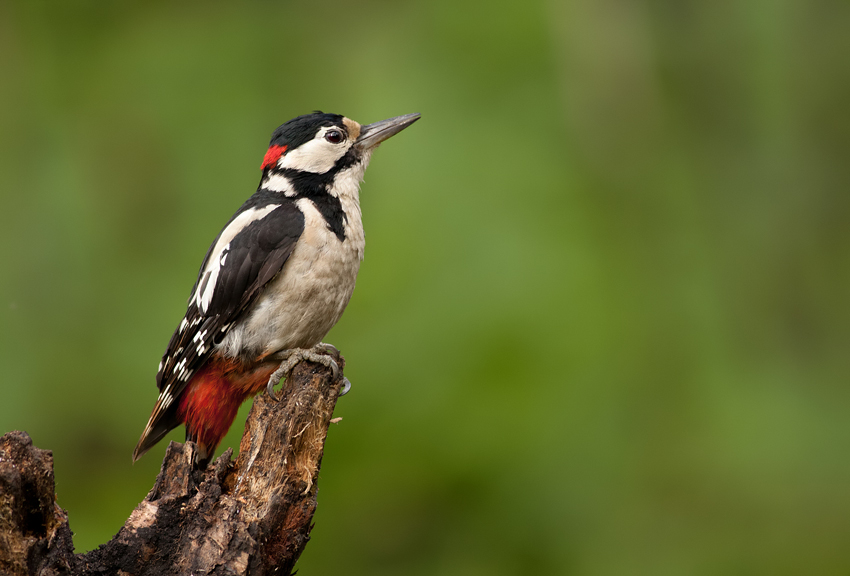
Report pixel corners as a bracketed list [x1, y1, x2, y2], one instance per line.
[356, 113, 421, 150]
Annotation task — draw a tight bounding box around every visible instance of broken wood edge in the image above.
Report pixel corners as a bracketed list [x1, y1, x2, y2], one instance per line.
[0, 354, 346, 576]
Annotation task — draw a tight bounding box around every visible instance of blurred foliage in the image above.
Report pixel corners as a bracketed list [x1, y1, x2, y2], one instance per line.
[1, 0, 849, 573]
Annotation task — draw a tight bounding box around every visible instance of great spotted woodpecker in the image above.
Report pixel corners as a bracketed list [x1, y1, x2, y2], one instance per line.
[133, 112, 420, 466]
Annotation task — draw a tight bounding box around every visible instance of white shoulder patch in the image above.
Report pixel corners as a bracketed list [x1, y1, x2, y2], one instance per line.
[191, 204, 280, 313]
[195, 244, 228, 314]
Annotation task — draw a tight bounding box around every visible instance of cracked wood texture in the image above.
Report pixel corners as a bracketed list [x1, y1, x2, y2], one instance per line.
[0, 354, 345, 576]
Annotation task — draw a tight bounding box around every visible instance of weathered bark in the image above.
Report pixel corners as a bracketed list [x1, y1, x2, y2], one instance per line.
[0, 354, 346, 576]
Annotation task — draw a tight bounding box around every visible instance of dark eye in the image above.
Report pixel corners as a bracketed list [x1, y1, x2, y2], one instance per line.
[324, 130, 344, 144]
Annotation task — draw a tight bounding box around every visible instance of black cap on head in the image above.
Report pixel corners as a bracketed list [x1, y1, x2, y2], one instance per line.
[269, 112, 345, 150]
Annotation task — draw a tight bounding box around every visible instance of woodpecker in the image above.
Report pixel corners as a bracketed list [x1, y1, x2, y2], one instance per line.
[133, 111, 420, 466]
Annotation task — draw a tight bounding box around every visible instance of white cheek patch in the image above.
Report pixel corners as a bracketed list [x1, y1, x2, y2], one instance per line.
[277, 127, 352, 174]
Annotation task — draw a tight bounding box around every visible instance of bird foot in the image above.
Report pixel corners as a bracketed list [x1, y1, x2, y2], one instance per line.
[265, 344, 343, 401]
[314, 342, 339, 356]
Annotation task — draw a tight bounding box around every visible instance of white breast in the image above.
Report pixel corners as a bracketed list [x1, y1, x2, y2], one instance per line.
[216, 165, 367, 361]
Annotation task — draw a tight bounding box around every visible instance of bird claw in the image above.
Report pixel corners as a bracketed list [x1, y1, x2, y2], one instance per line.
[340, 377, 352, 396]
[315, 342, 339, 356]
[265, 360, 291, 401]
[265, 380, 278, 401]
[265, 345, 342, 401]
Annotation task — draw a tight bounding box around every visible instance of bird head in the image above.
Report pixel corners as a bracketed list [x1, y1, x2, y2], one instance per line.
[260, 112, 420, 176]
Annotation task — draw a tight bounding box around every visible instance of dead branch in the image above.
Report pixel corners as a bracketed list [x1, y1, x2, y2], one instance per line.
[0, 354, 345, 576]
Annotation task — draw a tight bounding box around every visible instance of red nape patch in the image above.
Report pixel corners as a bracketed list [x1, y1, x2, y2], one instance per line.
[176, 357, 277, 454]
[261, 144, 287, 170]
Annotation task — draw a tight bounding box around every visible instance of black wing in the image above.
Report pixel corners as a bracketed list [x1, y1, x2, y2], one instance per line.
[134, 200, 305, 459]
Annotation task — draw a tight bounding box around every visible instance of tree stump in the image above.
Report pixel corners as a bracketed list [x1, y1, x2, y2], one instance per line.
[0, 354, 346, 576]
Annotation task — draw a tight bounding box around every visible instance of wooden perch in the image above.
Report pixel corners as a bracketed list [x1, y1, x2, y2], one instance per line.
[0, 354, 346, 576]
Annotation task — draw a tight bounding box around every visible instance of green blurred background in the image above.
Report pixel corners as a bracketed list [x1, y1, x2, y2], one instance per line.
[1, 0, 849, 573]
